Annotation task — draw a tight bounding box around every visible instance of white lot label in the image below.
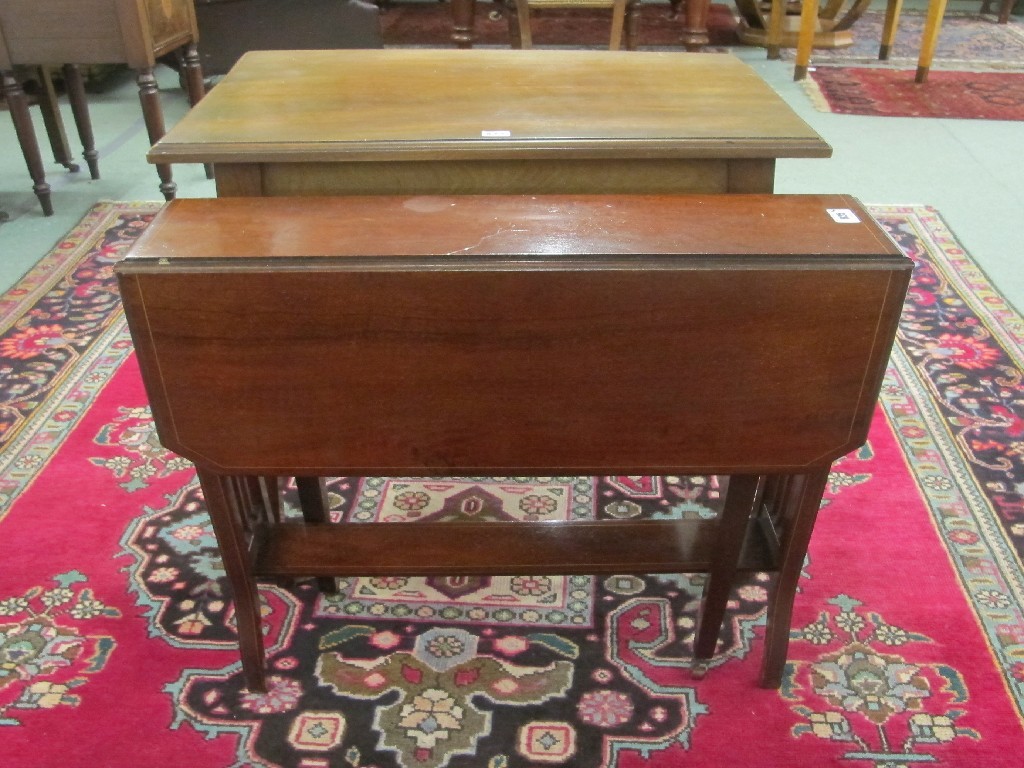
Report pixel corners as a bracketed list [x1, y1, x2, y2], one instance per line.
[827, 208, 861, 223]
[481, 130, 512, 137]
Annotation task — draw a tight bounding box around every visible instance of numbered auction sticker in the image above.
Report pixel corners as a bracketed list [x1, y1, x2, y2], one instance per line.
[827, 208, 861, 223]
[481, 130, 512, 137]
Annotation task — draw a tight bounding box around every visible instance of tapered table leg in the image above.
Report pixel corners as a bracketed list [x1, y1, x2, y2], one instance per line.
[136, 67, 176, 200]
[196, 467, 266, 692]
[759, 467, 830, 688]
[3, 70, 52, 216]
[692, 473, 760, 677]
[62, 65, 99, 179]
[296, 477, 339, 595]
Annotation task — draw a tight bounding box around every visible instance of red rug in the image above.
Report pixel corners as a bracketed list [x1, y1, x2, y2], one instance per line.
[1, 203, 1023, 766]
[380, 1, 740, 48]
[805, 67, 1024, 120]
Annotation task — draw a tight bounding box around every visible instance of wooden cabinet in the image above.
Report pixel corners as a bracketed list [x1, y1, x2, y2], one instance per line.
[1, 0, 207, 213]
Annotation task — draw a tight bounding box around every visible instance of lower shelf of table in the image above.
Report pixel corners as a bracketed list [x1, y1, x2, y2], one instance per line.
[254, 517, 779, 578]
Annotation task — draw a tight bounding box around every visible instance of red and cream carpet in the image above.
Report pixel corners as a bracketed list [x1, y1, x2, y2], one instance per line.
[0, 203, 1022, 766]
[804, 68, 1024, 120]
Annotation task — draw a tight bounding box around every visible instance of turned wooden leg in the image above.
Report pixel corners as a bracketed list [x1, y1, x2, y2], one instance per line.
[295, 477, 339, 594]
[759, 468, 830, 688]
[680, 0, 710, 52]
[692, 474, 760, 677]
[915, 0, 949, 83]
[136, 67, 176, 200]
[181, 43, 214, 180]
[451, 0, 477, 48]
[196, 468, 267, 692]
[3, 70, 52, 216]
[62, 65, 99, 179]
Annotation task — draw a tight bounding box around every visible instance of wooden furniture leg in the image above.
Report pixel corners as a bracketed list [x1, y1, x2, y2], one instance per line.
[680, 0, 710, 51]
[294, 477, 339, 594]
[181, 43, 214, 180]
[196, 467, 267, 691]
[35, 68, 78, 173]
[136, 67, 176, 200]
[916, 0, 949, 83]
[692, 474, 760, 677]
[2, 70, 52, 216]
[793, 0, 820, 80]
[759, 467, 830, 688]
[879, 0, 905, 60]
[62, 65, 100, 180]
[451, 0, 476, 47]
[766, 0, 787, 60]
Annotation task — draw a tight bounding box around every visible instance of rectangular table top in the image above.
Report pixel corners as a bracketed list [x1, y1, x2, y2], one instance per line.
[148, 49, 831, 164]
[117, 193, 908, 475]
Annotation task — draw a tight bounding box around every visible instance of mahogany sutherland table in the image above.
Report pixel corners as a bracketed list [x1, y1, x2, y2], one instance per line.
[116, 193, 910, 692]
[147, 49, 831, 197]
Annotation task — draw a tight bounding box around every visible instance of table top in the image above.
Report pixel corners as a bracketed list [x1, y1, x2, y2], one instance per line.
[122, 194, 899, 265]
[149, 49, 831, 164]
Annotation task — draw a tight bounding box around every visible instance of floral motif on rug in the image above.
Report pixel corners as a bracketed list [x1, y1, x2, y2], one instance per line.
[0, 572, 119, 726]
[782, 594, 980, 766]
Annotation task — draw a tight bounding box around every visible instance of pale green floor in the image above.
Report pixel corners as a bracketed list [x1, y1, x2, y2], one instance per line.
[1, 25, 1022, 311]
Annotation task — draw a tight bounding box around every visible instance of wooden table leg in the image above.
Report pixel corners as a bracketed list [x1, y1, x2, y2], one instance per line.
[36, 67, 78, 173]
[759, 467, 830, 688]
[62, 65, 100, 180]
[2, 70, 53, 216]
[196, 467, 267, 691]
[181, 43, 214, 180]
[692, 473, 760, 677]
[136, 67, 176, 200]
[295, 476, 339, 594]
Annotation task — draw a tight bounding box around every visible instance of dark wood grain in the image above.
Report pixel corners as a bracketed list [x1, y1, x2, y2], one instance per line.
[117, 193, 911, 691]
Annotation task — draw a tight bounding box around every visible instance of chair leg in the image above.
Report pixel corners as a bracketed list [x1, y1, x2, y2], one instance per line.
[793, 0, 819, 80]
[624, 0, 641, 50]
[513, 0, 533, 48]
[2, 70, 53, 216]
[609, 0, 627, 50]
[759, 468, 830, 688]
[136, 67, 176, 200]
[62, 65, 100, 180]
[915, 0, 949, 83]
[879, 0, 904, 60]
[997, 0, 1012, 23]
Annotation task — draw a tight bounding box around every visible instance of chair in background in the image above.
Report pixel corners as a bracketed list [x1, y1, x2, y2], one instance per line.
[2, 66, 97, 216]
[506, 0, 638, 50]
[786, 0, 950, 82]
[0, 0, 211, 210]
[980, 0, 1014, 23]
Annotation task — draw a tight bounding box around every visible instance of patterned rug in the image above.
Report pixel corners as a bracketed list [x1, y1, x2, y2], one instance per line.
[1, 202, 1023, 767]
[782, 10, 1024, 69]
[803, 67, 1024, 119]
[379, 1, 741, 48]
